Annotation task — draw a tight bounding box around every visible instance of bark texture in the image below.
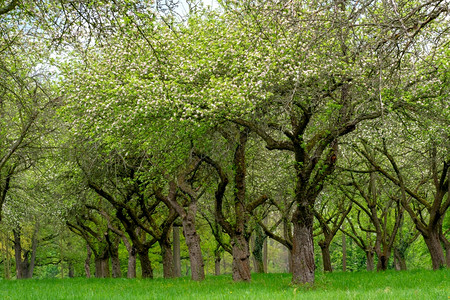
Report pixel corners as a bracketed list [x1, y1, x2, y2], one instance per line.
[182, 211, 205, 281]
[231, 234, 251, 281]
[173, 226, 182, 277]
[160, 238, 174, 278]
[366, 250, 375, 271]
[252, 225, 266, 273]
[138, 249, 153, 279]
[424, 231, 446, 270]
[291, 208, 315, 284]
[94, 256, 110, 278]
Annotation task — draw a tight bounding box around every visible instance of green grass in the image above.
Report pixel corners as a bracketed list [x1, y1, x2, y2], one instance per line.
[0, 269, 449, 299]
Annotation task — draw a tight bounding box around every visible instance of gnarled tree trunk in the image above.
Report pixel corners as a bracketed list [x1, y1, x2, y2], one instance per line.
[231, 233, 251, 281]
[291, 207, 315, 284]
[182, 209, 205, 281]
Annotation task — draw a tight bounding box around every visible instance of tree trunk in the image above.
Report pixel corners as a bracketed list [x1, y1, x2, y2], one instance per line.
[319, 241, 332, 272]
[13, 226, 38, 279]
[291, 207, 315, 285]
[173, 226, 181, 277]
[252, 225, 266, 273]
[160, 238, 174, 278]
[423, 231, 446, 270]
[94, 256, 110, 278]
[106, 233, 122, 278]
[85, 244, 92, 278]
[121, 235, 136, 278]
[366, 250, 375, 271]
[182, 212, 205, 281]
[127, 247, 137, 279]
[376, 251, 390, 271]
[110, 248, 122, 278]
[231, 233, 251, 281]
[68, 262, 75, 278]
[288, 247, 293, 273]
[137, 249, 153, 279]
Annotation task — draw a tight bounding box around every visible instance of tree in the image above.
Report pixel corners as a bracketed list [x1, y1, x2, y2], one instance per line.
[314, 189, 352, 272]
[58, 0, 449, 284]
[199, 126, 268, 281]
[360, 138, 449, 269]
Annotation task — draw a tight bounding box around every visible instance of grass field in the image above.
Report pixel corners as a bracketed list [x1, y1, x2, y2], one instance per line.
[1, 269, 449, 299]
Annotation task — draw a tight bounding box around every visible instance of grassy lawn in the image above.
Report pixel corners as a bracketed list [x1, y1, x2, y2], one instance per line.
[0, 269, 449, 299]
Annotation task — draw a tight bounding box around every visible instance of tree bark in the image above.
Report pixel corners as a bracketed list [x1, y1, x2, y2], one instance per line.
[108, 234, 122, 278]
[319, 241, 332, 272]
[252, 225, 266, 273]
[231, 233, 251, 281]
[160, 238, 174, 278]
[127, 247, 137, 278]
[291, 207, 315, 284]
[110, 250, 122, 278]
[121, 235, 136, 278]
[137, 249, 153, 279]
[94, 255, 110, 278]
[182, 211, 205, 281]
[173, 226, 181, 277]
[423, 231, 446, 270]
[376, 251, 390, 271]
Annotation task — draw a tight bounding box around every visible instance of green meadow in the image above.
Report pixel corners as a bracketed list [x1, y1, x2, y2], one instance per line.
[1, 270, 449, 300]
